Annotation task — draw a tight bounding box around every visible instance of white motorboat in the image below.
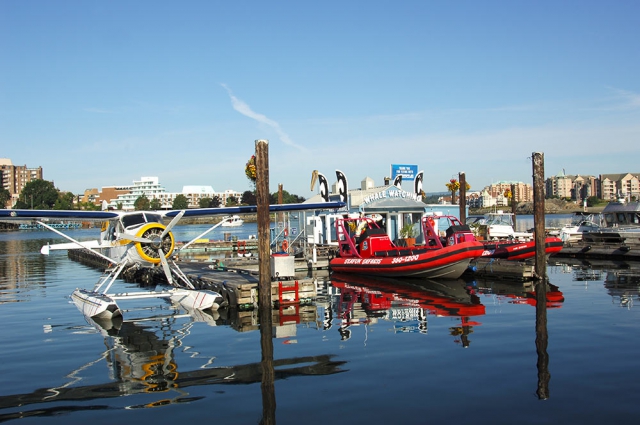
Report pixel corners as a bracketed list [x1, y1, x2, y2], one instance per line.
[559, 212, 604, 243]
[221, 215, 244, 227]
[473, 211, 533, 241]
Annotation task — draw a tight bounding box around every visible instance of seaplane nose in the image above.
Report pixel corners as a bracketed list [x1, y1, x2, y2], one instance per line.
[150, 235, 163, 249]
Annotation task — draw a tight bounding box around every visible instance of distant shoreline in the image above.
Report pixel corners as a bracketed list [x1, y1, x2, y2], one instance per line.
[470, 201, 606, 216]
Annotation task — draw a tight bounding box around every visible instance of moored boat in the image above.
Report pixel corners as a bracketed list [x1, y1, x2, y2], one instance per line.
[463, 212, 563, 260]
[558, 212, 604, 243]
[329, 215, 485, 279]
[478, 237, 564, 260]
[581, 200, 640, 243]
[221, 215, 244, 227]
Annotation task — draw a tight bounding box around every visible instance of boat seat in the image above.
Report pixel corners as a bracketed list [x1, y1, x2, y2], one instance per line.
[360, 227, 386, 240]
[446, 225, 471, 237]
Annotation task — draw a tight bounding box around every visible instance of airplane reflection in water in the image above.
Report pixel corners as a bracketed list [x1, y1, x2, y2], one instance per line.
[329, 273, 564, 348]
[554, 258, 640, 309]
[0, 308, 346, 419]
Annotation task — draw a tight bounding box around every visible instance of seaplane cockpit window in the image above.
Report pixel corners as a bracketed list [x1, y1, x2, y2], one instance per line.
[144, 213, 163, 223]
[121, 213, 147, 229]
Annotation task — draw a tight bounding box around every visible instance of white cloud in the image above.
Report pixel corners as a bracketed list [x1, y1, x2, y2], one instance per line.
[221, 84, 307, 151]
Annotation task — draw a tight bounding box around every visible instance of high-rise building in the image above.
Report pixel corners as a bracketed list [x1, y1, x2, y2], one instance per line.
[0, 158, 43, 208]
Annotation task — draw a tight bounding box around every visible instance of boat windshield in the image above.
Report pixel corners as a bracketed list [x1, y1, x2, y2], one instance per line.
[466, 216, 486, 225]
[485, 214, 513, 226]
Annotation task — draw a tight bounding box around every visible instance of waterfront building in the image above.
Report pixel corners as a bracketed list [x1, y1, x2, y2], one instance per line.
[107, 176, 166, 211]
[94, 177, 243, 210]
[546, 171, 639, 202]
[599, 173, 640, 202]
[307, 175, 461, 244]
[482, 181, 533, 203]
[0, 158, 43, 208]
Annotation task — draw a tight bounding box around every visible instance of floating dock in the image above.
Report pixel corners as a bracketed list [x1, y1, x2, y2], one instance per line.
[556, 240, 640, 261]
[467, 258, 536, 281]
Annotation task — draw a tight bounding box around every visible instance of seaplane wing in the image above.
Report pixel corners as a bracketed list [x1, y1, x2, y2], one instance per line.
[0, 201, 345, 221]
[0, 210, 120, 221]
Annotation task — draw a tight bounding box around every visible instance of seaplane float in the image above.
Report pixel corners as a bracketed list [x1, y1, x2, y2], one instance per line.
[0, 201, 345, 319]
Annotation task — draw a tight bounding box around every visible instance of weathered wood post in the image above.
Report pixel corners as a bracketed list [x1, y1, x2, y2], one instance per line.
[511, 183, 517, 230]
[255, 139, 276, 423]
[532, 151, 550, 399]
[278, 183, 284, 225]
[459, 172, 467, 223]
[532, 152, 546, 279]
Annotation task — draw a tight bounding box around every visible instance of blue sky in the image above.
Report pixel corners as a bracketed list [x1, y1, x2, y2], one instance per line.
[1, 1, 639, 198]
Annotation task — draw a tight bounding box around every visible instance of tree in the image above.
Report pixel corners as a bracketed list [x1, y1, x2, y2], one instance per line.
[277, 189, 305, 204]
[172, 194, 189, 209]
[199, 197, 212, 208]
[13, 179, 59, 209]
[134, 195, 150, 211]
[0, 187, 10, 209]
[79, 201, 100, 211]
[241, 190, 257, 205]
[150, 198, 162, 210]
[211, 195, 221, 208]
[225, 196, 238, 206]
[54, 191, 76, 210]
[586, 196, 601, 207]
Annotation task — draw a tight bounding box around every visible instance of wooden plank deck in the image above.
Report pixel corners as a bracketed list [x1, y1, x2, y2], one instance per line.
[177, 262, 320, 310]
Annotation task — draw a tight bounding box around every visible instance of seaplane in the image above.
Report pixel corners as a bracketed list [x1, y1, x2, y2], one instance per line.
[0, 201, 345, 319]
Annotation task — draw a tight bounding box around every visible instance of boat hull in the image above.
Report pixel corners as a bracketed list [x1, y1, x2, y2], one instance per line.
[330, 242, 485, 279]
[71, 288, 122, 319]
[480, 237, 563, 261]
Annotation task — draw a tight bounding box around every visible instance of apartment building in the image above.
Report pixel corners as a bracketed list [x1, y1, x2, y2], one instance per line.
[0, 158, 43, 208]
[546, 172, 639, 202]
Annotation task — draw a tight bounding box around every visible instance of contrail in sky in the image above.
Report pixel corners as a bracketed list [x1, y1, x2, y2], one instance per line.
[222, 84, 306, 151]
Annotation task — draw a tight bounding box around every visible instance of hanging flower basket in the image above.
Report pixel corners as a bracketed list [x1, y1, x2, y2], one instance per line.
[245, 155, 257, 183]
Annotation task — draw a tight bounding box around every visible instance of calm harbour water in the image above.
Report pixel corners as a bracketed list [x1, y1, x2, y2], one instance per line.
[1, 215, 640, 424]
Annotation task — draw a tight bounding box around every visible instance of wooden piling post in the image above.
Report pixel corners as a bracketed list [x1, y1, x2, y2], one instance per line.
[256, 140, 272, 299]
[459, 172, 467, 223]
[532, 152, 546, 280]
[511, 183, 517, 230]
[255, 139, 276, 423]
[532, 152, 550, 399]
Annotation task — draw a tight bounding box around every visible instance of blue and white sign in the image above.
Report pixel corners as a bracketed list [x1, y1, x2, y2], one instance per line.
[391, 164, 418, 181]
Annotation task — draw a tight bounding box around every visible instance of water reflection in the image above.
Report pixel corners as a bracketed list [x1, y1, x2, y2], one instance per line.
[469, 278, 565, 309]
[0, 308, 346, 419]
[329, 273, 564, 347]
[555, 258, 640, 308]
[330, 274, 485, 347]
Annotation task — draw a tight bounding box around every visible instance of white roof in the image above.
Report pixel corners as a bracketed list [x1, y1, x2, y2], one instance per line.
[182, 185, 215, 194]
